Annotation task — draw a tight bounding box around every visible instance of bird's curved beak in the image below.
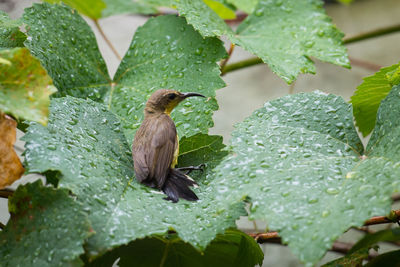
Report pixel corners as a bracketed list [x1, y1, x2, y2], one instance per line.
[182, 92, 205, 98]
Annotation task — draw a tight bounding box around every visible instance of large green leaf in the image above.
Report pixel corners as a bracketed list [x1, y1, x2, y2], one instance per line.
[351, 62, 400, 137]
[366, 250, 400, 267]
[232, 0, 350, 83]
[0, 181, 92, 266]
[102, 0, 157, 17]
[88, 229, 263, 267]
[173, 0, 234, 37]
[23, 3, 111, 101]
[0, 11, 26, 49]
[110, 15, 226, 142]
[23, 96, 245, 259]
[0, 48, 56, 125]
[44, 0, 106, 19]
[225, 0, 258, 13]
[212, 88, 400, 265]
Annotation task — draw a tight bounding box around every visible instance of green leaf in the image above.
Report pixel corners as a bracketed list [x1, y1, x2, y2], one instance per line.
[351, 62, 400, 137]
[109, 15, 226, 143]
[225, 0, 258, 13]
[0, 11, 26, 49]
[322, 248, 369, 267]
[102, 0, 157, 17]
[212, 89, 400, 265]
[366, 250, 400, 267]
[178, 134, 229, 184]
[23, 3, 111, 101]
[44, 0, 106, 19]
[203, 0, 236, 19]
[173, 0, 234, 38]
[0, 48, 56, 125]
[0, 181, 92, 266]
[23, 96, 245, 258]
[88, 229, 263, 267]
[232, 0, 350, 83]
[350, 228, 400, 254]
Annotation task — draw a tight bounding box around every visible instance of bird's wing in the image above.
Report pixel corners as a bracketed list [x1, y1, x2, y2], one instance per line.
[132, 125, 150, 184]
[146, 114, 177, 188]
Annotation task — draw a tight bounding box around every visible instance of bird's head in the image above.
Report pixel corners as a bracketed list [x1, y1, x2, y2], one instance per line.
[145, 89, 205, 115]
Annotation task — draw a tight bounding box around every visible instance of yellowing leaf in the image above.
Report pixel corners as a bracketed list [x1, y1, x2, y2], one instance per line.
[0, 113, 24, 189]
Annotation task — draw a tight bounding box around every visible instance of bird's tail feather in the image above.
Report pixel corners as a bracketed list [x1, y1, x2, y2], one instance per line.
[162, 169, 198, 202]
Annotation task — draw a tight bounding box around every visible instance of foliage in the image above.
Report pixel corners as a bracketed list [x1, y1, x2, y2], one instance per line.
[351, 62, 400, 136]
[0, 0, 399, 266]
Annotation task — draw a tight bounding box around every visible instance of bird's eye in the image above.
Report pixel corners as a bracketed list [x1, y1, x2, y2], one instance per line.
[168, 93, 177, 100]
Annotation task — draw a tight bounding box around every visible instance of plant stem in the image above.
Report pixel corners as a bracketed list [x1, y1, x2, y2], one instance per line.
[0, 222, 5, 230]
[93, 19, 122, 61]
[364, 210, 400, 226]
[0, 189, 13, 199]
[343, 24, 400, 45]
[221, 57, 263, 76]
[220, 43, 235, 73]
[222, 24, 400, 75]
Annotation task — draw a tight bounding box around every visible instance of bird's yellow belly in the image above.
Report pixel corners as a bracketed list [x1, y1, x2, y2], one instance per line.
[171, 135, 179, 168]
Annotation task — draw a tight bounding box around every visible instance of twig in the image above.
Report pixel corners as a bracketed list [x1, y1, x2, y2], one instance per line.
[343, 24, 400, 45]
[0, 222, 5, 230]
[221, 57, 263, 76]
[349, 57, 382, 72]
[364, 210, 400, 226]
[93, 19, 122, 61]
[0, 189, 14, 199]
[220, 43, 235, 73]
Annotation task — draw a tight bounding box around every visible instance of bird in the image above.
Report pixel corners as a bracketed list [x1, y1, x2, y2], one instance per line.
[132, 89, 205, 202]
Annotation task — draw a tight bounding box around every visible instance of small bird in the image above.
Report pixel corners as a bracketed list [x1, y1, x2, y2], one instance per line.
[132, 89, 205, 202]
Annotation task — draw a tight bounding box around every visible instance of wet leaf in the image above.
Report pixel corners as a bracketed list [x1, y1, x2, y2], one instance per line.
[0, 113, 24, 189]
[322, 248, 369, 267]
[0, 48, 56, 125]
[351, 62, 400, 137]
[212, 88, 400, 265]
[23, 3, 111, 101]
[23, 96, 245, 259]
[0, 180, 92, 266]
[0, 11, 26, 49]
[178, 134, 228, 184]
[225, 0, 259, 13]
[203, 0, 236, 19]
[110, 15, 226, 143]
[232, 0, 350, 83]
[44, 0, 106, 19]
[102, 0, 157, 17]
[173, 0, 234, 38]
[88, 229, 263, 267]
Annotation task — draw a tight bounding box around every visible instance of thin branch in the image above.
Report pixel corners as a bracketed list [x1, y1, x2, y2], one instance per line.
[221, 57, 263, 76]
[349, 57, 382, 72]
[343, 24, 400, 45]
[93, 19, 122, 61]
[364, 210, 400, 226]
[220, 43, 235, 73]
[0, 189, 14, 199]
